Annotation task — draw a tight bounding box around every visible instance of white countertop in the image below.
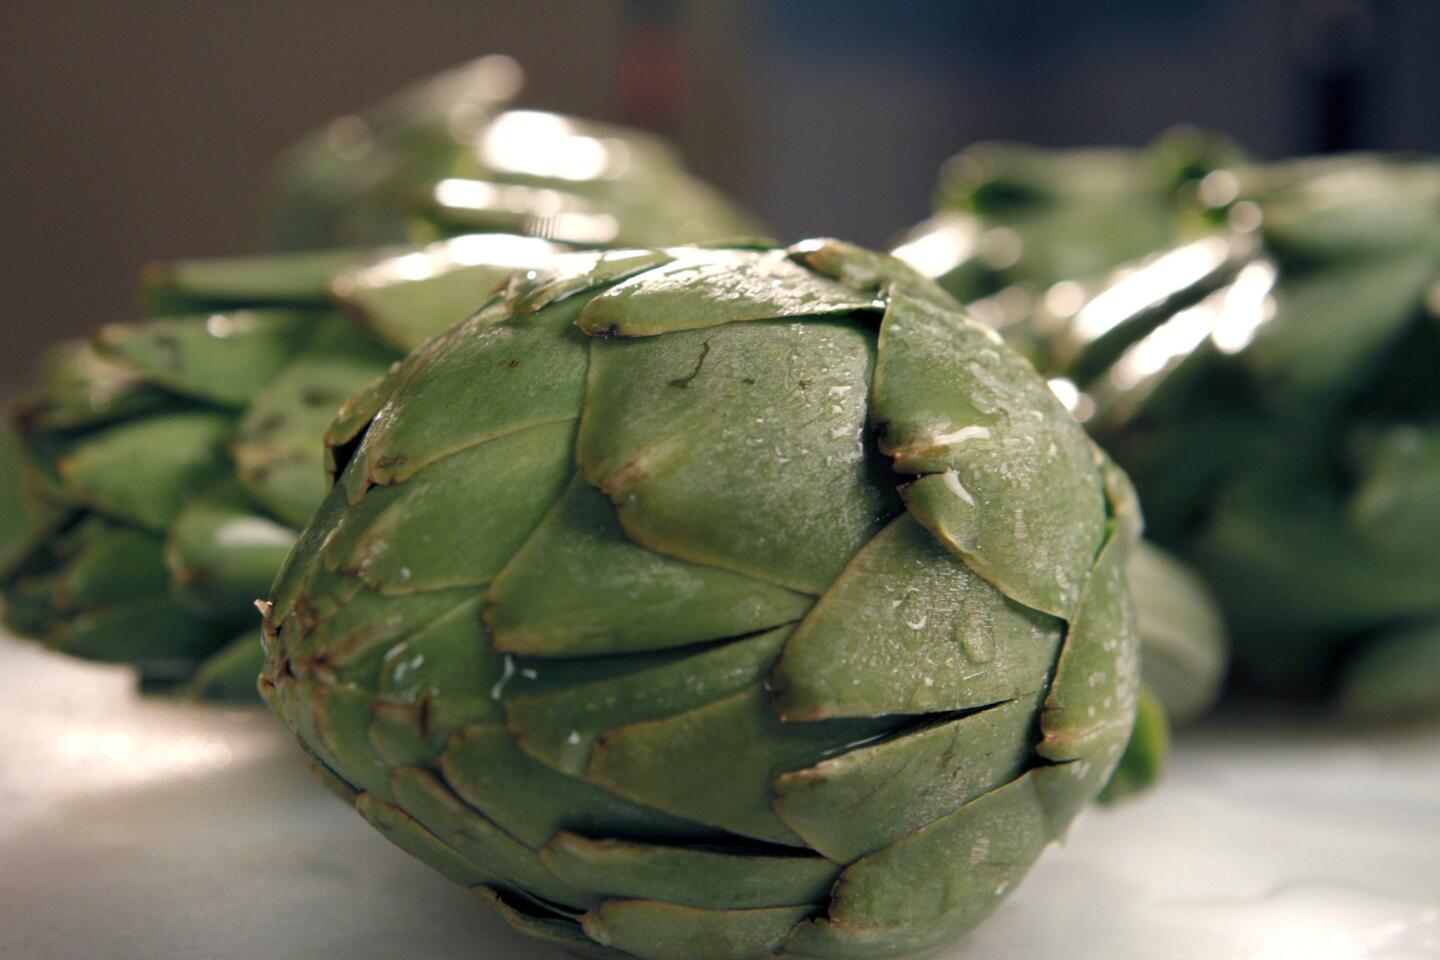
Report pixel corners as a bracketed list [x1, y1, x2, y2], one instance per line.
[1, 633, 1436, 960]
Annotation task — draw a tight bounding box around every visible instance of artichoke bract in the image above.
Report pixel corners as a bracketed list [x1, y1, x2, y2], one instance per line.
[1015, 155, 1440, 718]
[260, 239, 1140, 958]
[271, 56, 762, 252]
[0, 236, 566, 696]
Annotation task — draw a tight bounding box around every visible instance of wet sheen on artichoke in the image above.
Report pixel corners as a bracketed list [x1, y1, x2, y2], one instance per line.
[261, 239, 1140, 958]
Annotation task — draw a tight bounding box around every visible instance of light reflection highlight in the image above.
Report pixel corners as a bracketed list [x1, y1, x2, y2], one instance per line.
[891, 213, 982, 278]
[1073, 237, 1232, 344]
[205, 314, 255, 339]
[1109, 299, 1217, 390]
[1047, 377, 1081, 411]
[1211, 262, 1278, 354]
[965, 286, 1035, 337]
[1045, 377, 1097, 423]
[532, 211, 621, 245]
[435, 177, 562, 216]
[479, 111, 632, 181]
[323, 115, 372, 161]
[213, 516, 297, 550]
[1198, 169, 1241, 208]
[1107, 257, 1276, 392]
[432, 179, 623, 244]
[1043, 281, 1086, 319]
[351, 233, 566, 289]
[979, 227, 1023, 270]
[1229, 200, 1264, 233]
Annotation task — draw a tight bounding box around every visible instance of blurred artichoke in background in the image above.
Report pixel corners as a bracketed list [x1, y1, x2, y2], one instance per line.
[260, 239, 1141, 959]
[271, 55, 762, 252]
[892, 128, 1243, 305]
[1005, 154, 1440, 719]
[0, 236, 566, 698]
[1124, 541, 1227, 725]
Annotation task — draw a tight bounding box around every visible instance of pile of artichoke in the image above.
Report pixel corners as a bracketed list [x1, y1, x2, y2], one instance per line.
[2, 54, 1437, 960]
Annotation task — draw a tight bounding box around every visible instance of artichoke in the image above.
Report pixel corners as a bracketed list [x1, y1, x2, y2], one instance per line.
[892, 129, 1242, 305]
[260, 238, 1140, 958]
[271, 56, 761, 252]
[0, 235, 567, 696]
[1005, 154, 1440, 718]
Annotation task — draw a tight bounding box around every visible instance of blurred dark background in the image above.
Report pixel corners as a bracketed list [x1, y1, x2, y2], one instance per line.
[2, 0, 1437, 396]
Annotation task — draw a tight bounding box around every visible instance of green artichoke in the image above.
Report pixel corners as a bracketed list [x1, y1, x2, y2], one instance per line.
[0, 236, 566, 696]
[271, 56, 761, 252]
[891, 129, 1242, 305]
[1009, 154, 1440, 718]
[260, 238, 1140, 958]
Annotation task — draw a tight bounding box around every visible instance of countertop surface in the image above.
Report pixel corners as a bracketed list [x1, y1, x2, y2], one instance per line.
[1, 634, 1437, 960]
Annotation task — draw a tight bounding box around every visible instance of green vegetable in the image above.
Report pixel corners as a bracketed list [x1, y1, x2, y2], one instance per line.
[1003, 154, 1440, 719]
[261, 238, 1141, 958]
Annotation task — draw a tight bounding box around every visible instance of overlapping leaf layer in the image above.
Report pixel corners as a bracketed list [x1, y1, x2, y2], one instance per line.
[262, 239, 1139, 959]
